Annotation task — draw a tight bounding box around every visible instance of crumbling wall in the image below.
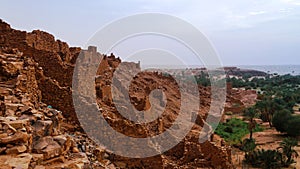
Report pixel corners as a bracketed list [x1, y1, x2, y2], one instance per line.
[0, 19, 80, 120]
[0, 49, 89, 168]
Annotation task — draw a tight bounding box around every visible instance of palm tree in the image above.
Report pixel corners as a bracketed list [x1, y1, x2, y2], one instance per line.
[244, 107, 258, 140]
[278, 137, 299, 166]
[255, 100, 269, 123]
[255, 98, 284, 128]
[254, 149, 282, 169]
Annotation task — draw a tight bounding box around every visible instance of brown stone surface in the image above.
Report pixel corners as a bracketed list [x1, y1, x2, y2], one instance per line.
[5, 145, 27, 154]
[0, 131, 29, 144]
[0, 153, 32, 169]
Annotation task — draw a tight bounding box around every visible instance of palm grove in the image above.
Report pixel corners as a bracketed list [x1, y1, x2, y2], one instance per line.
[222, 73, 300, 168]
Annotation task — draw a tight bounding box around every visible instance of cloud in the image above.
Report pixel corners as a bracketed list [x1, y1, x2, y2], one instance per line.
[108, 0, 299, 32]
[249, 11, 267, 15]
[281, 0, 300, 5]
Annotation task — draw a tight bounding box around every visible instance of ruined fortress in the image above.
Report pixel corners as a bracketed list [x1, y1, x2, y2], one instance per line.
[0, 19, 235, 168]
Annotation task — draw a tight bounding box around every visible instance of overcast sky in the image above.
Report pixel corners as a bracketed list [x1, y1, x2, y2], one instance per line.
[1, 0, 300, 65]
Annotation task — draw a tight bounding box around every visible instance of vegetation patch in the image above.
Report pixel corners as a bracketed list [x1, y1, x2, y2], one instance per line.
[215, 118, 263, 145]
[243, 138, 299, 169]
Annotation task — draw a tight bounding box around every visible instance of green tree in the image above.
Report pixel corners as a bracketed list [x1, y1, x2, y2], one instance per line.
[272, 109, 292, 133]
[244, 107, 259, 140]
[255, 99, 271, 124]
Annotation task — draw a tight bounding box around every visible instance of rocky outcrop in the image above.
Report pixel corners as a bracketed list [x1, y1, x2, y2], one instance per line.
[224, 67, 267, 77]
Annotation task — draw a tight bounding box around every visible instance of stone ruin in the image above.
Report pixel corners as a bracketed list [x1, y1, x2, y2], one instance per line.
[0, 19, 234, 168]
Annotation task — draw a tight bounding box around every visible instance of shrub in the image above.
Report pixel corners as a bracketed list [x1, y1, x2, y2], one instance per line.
[286, 116, 300, 137]
[243, 138, 298, 169]
[272, 109, 300, 137]
[245, 149, 283, 169]
[272, 109, 292, 133]
[241, 138, 256, 154]
[278, 137, 299, 166]
[244, 138, 299, 168]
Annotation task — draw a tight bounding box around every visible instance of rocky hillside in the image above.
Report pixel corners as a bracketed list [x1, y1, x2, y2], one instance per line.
[0, 19, 234, 168]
